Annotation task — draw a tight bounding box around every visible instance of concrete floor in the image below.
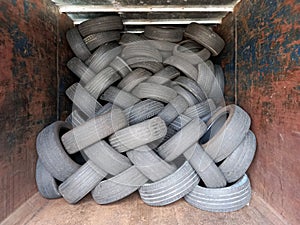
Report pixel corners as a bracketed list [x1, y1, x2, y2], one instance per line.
[2, 192, 287, 225]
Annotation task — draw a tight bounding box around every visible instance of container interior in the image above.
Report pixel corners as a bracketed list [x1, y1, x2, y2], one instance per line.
[0, 0, 298, 224]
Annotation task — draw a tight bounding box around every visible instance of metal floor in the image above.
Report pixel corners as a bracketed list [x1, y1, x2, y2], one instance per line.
[3, 192, 286, 225]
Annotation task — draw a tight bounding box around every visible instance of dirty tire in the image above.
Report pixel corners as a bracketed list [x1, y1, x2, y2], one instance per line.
[78, 16, 123, 37]
[202, 104, 251, 162]
[92, 166, 148, 204]
[139, 161, 199, 206]
[183, 99, 216, 119]
[109, 117, 167, 152]
[146, 66, 180, 85]
[185, 174, 251, 212]
[36, 121, 80, 181]
[65, 110, 87, 127]
[61, 108, 128, 154]
[59, 160, 107, 204]
[172, 84, 199, 106]
[109, 56, 132, 77]
[157, 118, 207, 162]
[66, 28, 91, 61]
[219, 131, 256, 183]
[36, 158, 61, 199]
[122, 42, 163, 62]
[83, 31, 121, 51]
[144, 26, 183, 42]
[127, 145, 177, 182]
[67, 57, 96, 85]
[83, 140, 132, 176]
[184, 23, 225, 56]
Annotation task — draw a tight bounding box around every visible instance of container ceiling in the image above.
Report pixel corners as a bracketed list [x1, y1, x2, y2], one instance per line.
[53, 0, 240, 27]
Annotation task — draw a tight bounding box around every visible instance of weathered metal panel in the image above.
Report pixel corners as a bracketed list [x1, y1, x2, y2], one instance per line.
[219, 0, 299, 224]
[0, 0, 73, 221]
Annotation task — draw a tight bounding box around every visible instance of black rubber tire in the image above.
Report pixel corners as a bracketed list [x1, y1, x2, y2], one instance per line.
[158, 95, 189, 125]
[173, 40, 211, 65]
[36, 121, 80, 181]
[148, 40, 176, 52]
[183, 99, 216, 119]
[88, 45, 122, 74]
[85, 42, 119, 66]
[67, 57, 96, 85]
[139, 161, 199, 206]
[169, 114, 192, 131]
[36, 158, 61, 199]
[65, 110, 87, 127]
[126, 57, 164, 73]
[214, 64, 225, 94]
[157, 118, 207, 162]
[100, 86, 140, 109]
[66, 28, 91, 61]
[132, 82, 177, 104]
[78, 16, 123, 37]
[61, 108, 128, 154]
[124, 99, 164, 125]
[58, 160, 107, 204]
[109, 56, 132, 77]
[119, 33, 144, 45]
[197, 61, 215, 95]
[117, 68, 152, 92]
[144, 26, 183, 42]
[83, 140, 132, 176]
[109, 117, 167, 152]
[121, 42, 163, 62]
[219, 131, 256, 183]
[92, 166, 148, 204]
[185, 174, 251, 212]
[184, 143, 227, 188]
[84, 67, 121, 99]
[172, 84, 199, 106]
[202, 104, 251, 162]
[146, 66, 180, 85]
[127, 145, 177, 182]
[66, 83, 102, 119]
[164, 56, 198, 81]
[83, 31, 121, 51]
[184, 23, 225, 56]
[174, 76, 207, 102]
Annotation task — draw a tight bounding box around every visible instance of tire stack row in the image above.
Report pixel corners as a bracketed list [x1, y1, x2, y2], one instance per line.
[35, 15, 256, 213]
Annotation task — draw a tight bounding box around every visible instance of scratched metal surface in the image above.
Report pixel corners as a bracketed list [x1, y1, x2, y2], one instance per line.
[0, 0, 73, 221]
[219, 0, 299, 224]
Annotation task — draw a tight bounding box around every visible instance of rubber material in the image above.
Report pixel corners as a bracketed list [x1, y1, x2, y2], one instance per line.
[59, 160, 107, 204]
[183, 99, 216, 119]
[127, 145, 177, 181]
[66, 83, 102, 118]
[172, 84, 199, 106]
[36, 121, 80, 181]
[100, 86, 140, 109]
[126, 57, 164, 73]
[92, 166, 148, 204]
[66, 28, 91, 61]
[164, 56, 198, 81]
[175, 76, 207, 102]
[184, 143, 227, 188]
[109, 117, 167, 152]
[144, 26, 183, 42]
[67, 57, 96, 85]
[132, 82, 177, 103]
[185, 174, 251, 212]
[36, 158, 61, 199]
[197, 61, 215, 95]
[139, 161, 199, 206]
[214, 64, 225, 94]
[117, 68, 152, 92]
[157, 118, 207, 162]
[65, 110, 87, 127]
[78, 16, 123, 37]
[61, 108, 128, 154]
[83, 140, 132, 175]
[122, 42, 163, 62]
[84, 31, 121, 51]
[202, 104, 251, 162]
[84, 67, 121, 99]
[219, 131, 256, 183]
[169, 114, 192, 131]
[184, 23, 225, 56]
[146, 66, 180, 85]
[124, 99, 164, 125]
[85, 42, 119, 66]
[119, 33, 143, 45]
[109, 56, 132, 77]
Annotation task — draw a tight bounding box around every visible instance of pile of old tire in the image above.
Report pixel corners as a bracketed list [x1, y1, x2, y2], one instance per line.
[35, 15, 256, 213]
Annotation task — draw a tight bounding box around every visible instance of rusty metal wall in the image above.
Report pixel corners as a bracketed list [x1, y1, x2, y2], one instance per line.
[220, 0, 299, 224]
[0, 0, 73, 221]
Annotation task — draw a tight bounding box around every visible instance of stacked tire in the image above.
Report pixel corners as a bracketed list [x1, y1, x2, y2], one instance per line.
[36, 15, 256, 213]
